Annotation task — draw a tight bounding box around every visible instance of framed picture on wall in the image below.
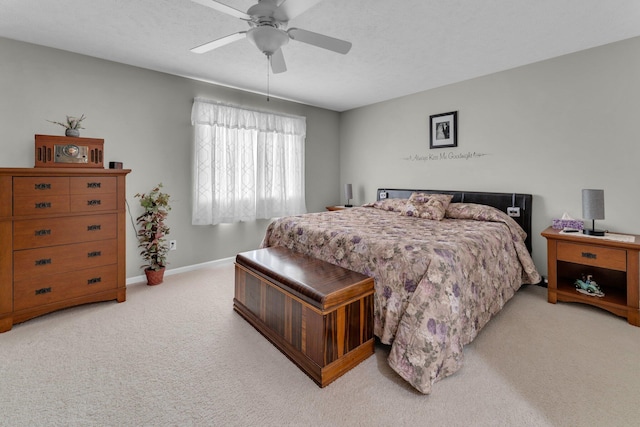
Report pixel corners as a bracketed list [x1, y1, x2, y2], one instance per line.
[429, 111, 457, 149]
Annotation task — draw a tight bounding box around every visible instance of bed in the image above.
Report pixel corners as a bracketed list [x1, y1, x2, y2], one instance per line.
[260, 189, 541, 394]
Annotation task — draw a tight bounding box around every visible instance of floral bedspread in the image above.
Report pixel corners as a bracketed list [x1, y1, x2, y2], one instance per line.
[260, 203, 541, 394]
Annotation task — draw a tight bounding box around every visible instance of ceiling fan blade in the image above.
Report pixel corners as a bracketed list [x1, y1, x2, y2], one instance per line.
[191, 0, 251, 21]
[287, 28, 352, 54]
[191, 32, 247, 54]
[270, 49, 287, 74]
[273, 0, 322, 21]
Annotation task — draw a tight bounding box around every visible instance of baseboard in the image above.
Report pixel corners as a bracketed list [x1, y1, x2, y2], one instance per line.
[126, 256, 235, 285]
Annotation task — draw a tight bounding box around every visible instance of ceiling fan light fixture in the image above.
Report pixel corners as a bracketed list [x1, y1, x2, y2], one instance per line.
[247, 26, 289, 56]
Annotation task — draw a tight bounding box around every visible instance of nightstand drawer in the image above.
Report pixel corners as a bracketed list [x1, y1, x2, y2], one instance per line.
[557, 241, 626, 271]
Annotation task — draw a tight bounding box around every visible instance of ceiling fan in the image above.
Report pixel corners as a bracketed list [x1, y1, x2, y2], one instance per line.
[191, 0, 352, 73]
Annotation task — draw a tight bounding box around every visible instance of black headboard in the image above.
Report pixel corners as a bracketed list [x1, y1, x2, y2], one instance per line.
[377, 189, 533, 253]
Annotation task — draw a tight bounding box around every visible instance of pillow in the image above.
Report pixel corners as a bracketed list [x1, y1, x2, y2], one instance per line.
[362, 198, 408, 212]
[445, 202, 527, 240]
[400, 193, 453, 220]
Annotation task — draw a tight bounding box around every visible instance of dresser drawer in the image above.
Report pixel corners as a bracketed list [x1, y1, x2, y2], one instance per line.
[70, 192, 117, 212]
[13, 177, 70, 216]
[13, 177, 69, 196]
[70, 177, 116, 195]
[14, 239, 117, 281]
[13, 194, 70, 216]
[13, 265, 117, 312]
[557, 241, 627, 271]
[13, 214, 117, 250]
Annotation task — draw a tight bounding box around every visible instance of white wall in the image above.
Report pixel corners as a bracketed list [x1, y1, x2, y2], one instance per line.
[340, 36, 640, 275]
[4, 35, 639, 279]
[0, 37, 342, 278]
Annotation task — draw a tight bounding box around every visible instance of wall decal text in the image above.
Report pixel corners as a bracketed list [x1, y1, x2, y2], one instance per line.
[403, 151, 489, 162]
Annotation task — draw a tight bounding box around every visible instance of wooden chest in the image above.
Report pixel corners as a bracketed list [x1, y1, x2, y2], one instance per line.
[0, 168, 130, 332]
[234, 247, 375, 387]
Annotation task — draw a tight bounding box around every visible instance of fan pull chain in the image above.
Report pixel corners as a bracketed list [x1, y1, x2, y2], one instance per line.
[266, 55, 270, 102]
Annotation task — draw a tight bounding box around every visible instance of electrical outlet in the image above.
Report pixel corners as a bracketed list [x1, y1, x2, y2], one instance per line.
[169, 240, 177, 251]
[507, 207, 521, 217]
[379, 191, 388, 199]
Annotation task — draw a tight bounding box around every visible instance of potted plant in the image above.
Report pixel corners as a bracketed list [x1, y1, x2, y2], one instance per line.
[135, 183, 171, 285]
[47, 114, 86, 137]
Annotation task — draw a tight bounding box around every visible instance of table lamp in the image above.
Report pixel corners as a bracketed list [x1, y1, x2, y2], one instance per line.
[582, 189, 605, 236]
[344, 184, 353, 207]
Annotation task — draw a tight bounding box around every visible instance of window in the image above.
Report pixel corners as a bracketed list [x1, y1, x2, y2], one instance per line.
[191, 98, 307, 225]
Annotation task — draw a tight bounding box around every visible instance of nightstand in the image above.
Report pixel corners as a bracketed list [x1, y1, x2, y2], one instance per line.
[541, 227, 640, 326]
[326, 206, 346, 211]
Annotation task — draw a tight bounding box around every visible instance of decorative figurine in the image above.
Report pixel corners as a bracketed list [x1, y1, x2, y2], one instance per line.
[575, 274, 605, 297]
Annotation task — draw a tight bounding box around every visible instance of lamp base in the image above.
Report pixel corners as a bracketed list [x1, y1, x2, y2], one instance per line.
[583, 228, 605, 236]
[344, 204, 353, 208]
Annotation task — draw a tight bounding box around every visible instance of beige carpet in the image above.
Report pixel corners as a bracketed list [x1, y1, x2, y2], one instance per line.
[1, 263, 638, 427]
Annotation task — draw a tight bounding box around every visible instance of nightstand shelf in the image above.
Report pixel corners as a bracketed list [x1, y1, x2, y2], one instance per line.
[555, 273, 627, 316]
[542, 227, 640, 326]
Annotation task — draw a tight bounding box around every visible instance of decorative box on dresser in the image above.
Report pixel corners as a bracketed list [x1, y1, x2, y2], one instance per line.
[0, 167, 131, 332]
[541, 226, 640, 326]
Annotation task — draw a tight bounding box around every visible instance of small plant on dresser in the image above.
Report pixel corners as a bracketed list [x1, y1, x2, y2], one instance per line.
[47, 114, 86, 137]
[135, 183, 171, 285]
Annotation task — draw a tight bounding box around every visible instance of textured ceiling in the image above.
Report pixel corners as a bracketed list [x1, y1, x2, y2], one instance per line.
[2, 0, 640, 111]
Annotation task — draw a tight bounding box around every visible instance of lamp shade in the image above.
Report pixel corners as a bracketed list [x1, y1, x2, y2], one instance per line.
[246, 26, 289, 56]
[344, 184, 353, 200]
[582, 189, 604, 220]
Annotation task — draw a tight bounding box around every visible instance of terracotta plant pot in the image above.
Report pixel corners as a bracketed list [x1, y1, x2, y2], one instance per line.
[145, 267, 165, 286]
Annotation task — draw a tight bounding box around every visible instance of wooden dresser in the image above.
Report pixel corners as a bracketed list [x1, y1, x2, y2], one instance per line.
[0, 168, 130, 332]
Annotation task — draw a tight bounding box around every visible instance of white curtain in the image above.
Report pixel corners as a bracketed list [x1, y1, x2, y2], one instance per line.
[191, 98, 307, 225]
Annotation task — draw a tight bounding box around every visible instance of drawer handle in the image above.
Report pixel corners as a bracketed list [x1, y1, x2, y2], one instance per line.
[87, 224, 101, 231]
[34, 202, 52, 209]
[87, 277, 102, 285]
[87, 182, 101, 189]
[34, 183, 52, 190]
[87, 251, 102, 258]
[87, 199, 102, 206]
[35, 258, 52, 266]
[581, 252, 597, 259]
[35, 287, 52, 295]
[34, 229, 51, 236]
